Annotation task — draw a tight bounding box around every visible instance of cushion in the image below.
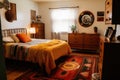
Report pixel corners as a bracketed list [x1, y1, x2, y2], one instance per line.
[11, 34, 20, 43]
[3, 37, 14, 43]
[16, 33, 31, 43]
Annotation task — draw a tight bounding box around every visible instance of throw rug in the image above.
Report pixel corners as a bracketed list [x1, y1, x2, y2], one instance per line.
[15, 54, 98, 80]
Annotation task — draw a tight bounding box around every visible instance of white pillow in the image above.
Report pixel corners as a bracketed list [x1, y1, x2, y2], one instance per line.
[3, 37, 14, 43]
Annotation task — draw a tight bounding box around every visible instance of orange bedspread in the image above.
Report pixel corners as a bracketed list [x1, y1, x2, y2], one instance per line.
[27, 39, 72, 74]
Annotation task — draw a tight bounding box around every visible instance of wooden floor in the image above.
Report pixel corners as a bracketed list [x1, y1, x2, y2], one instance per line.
[6, 52, 99, 80]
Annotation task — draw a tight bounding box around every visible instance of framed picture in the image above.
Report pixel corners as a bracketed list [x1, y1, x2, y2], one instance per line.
[97, 11, 104, 21]
[31, 10, 36, 23]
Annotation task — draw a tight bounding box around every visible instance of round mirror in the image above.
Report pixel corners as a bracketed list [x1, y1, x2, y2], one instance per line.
[78, 11, 94, 27]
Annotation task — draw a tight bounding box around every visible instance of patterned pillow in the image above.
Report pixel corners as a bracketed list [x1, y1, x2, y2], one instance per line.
[10, 34, 20, 43]
[16, 33, 31, 43]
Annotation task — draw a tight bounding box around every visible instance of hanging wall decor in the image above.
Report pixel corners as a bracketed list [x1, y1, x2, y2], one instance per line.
[31, 10, 36, 23]
[5, 2, 16, 22]
[97, 11, 104, 22]
[78, 11, 94, 27]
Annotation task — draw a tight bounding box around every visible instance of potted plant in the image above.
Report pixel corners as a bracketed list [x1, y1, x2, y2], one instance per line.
[70, 25, 76, 33]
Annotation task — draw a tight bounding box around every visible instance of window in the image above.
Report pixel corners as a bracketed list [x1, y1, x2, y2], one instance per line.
[50, 8, 78, 33]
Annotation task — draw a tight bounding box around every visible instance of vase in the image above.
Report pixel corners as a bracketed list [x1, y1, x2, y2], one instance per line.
[72, 30, 75, 33]
[94, 27, 98, 33]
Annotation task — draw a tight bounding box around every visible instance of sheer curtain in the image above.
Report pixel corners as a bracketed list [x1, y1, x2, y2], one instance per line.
[50, 7, 78, 39]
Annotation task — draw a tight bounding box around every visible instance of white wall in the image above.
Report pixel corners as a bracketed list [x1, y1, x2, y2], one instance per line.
[0, 0, 39, 30]
[38, 0, 116, 39]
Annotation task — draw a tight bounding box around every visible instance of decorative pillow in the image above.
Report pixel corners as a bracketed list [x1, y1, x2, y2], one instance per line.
[10, 34, 20, 43]
[3, 37, 14, 43]
[16, 33, 31, 43]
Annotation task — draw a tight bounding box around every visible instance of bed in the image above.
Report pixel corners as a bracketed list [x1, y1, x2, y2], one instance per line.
[2, 28, 72, 74]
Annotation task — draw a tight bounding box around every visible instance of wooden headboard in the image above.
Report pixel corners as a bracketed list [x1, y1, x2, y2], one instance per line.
[2, 28, 27, 37]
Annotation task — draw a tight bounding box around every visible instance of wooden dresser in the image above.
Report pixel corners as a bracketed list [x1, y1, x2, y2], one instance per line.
[99, 37, 120, 80]
[99, 37, 105, 80]
[31, 23, 45, 39]
[68, 33, 100, 51]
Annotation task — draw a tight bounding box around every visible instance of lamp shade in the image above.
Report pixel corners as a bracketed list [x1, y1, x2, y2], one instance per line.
[30, 27, 36, 34]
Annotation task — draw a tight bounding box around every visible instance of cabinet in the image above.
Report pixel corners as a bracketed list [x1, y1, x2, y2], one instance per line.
[105, 0, 120, 24]
[68, 33, 100, 51]
[31, 23, 45, 39]
[99, 37, 120, 80]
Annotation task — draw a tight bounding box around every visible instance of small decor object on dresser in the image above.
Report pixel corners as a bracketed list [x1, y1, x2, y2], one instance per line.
[36, 15, 42, 23]
[105, 27, 113, 38]
[94, 26, 98, 33]
[70, 25, 76, 33]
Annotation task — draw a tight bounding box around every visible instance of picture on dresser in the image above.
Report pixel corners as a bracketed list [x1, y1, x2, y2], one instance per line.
[105, 27, 113, 38]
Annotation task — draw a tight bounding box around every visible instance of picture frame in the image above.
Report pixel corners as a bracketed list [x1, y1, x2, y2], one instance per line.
[97, 11, 104, 21]
[31, 10, 36, 23]
[105, 27, 113, 38]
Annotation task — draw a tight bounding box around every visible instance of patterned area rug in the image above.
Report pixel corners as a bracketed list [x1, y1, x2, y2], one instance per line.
[15, 54, 98, 80]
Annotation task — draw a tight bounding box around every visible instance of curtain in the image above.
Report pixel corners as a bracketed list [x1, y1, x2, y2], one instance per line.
[50, 7, 78, 39]
[51, 32, 60, 39]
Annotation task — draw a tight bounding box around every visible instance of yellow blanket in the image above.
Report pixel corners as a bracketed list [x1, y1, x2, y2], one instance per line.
[27, 39, 72, 74]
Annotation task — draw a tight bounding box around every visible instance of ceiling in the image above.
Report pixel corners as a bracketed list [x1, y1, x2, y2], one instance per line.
[32, 0, 75, 2]
[32, 0, 105, 2]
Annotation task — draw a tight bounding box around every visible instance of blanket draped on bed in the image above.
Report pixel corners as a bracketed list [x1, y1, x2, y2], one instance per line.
[27, 39, 72, 74]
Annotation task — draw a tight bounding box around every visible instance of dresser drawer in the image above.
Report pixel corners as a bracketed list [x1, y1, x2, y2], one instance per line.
[69, 44, 83, 49]
[68, 34, 83, 44]
[68, 33, 100, 50]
